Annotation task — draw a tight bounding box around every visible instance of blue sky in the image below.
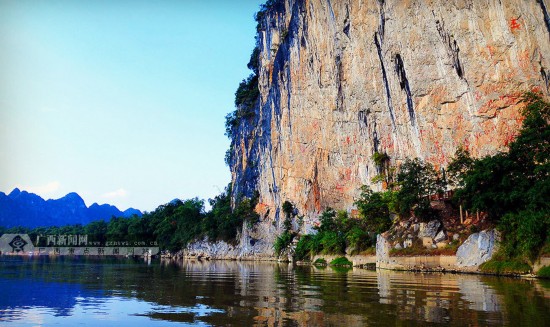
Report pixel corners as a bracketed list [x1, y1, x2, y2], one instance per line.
[0, 0, 263, 211]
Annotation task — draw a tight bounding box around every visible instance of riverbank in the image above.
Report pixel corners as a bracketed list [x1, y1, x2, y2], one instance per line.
[176, 226, 550, 279]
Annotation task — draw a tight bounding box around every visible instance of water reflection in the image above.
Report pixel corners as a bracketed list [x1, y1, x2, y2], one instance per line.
[0, 256, 549, 326]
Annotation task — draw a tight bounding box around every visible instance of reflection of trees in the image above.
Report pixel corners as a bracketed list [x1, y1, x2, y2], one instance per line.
[482, 277, 550, 326]
[3, 257, 550, 326]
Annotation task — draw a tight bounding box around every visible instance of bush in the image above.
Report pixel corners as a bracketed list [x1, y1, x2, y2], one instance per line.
[319, 231, 346, 254]
[330, 257, 353, 267]
[345, 227, 373, 254]
[498, 211, 549, 262]
[354, 187, 392, 233]
[396, 158, 443, 220]
[537, 265, 550, 278]
[274, 231, 295, 256]
[294, 235, 313, 261]
[313, 258, 327, 266]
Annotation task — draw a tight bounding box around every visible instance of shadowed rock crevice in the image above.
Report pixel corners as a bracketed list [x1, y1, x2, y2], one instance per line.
[542, 67, 550, 93]
[336, 54, 344, 111]
[343, 5, 350, 37]
[377, 0, 386, 42]
[538, 0, 550, 39]
[394, 54, 416, 126]
[435, 16, 465, 79]
[374, 33, 396, 129]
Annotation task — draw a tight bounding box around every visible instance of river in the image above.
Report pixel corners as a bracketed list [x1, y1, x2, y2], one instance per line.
[0, 256, 549, 326]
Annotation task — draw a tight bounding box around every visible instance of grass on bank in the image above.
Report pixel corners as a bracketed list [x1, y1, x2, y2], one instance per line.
[480, 258, 532, 275]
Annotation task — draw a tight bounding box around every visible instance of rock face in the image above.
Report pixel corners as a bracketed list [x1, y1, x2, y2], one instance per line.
[182, 223, 277, 260]
[418, 220, 441, 239]
[229, 0, 550, 233]
[456, 229, 500, 267]
[376, 233, 392, 266]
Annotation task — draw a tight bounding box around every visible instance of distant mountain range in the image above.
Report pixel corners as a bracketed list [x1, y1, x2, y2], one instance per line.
[0, 188, 142, 228]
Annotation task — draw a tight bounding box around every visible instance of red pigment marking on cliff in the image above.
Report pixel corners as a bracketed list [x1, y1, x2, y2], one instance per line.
[518, 50, 533, 70]
[474, 91, 483, 101]
[487, 45, 496, 58]
[345, 136, 351, 145]
[343, 168, 352, 181]
[312, 121, 319, 130]
[458, 139, 471, 153]
[532, 86, 543, 93]
[510, 18, 521, 31]
[503, 133, 516, 147]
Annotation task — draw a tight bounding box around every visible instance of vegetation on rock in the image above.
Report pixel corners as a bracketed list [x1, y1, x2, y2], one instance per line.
[293, 208, 377, 261]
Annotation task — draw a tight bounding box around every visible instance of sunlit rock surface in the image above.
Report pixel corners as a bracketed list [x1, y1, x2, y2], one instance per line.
[221, 0, 550, 258]
[230, 0, 550, 231]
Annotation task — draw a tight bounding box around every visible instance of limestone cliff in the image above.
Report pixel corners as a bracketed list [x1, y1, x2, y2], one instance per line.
[227, 0, 550, 246]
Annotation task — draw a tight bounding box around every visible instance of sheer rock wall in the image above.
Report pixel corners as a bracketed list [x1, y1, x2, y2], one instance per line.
[229, 0, 550, 239]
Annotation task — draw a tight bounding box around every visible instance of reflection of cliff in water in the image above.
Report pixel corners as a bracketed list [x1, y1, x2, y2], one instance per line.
[1, 256, 550, 326]
[376, 269, 506, 323]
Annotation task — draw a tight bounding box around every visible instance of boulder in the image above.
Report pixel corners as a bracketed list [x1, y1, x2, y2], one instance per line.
[422, 237, 434, 248]
[418, 220, 441, 238]
[376, 234, 391, 264]
[456, 230, 500, 267]
[434, 230, 447, 243]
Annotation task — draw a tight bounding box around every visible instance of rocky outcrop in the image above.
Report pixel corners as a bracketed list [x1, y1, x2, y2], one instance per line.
[229, 0, 550, 235]
[376, 228, 499, 271]
[376, 233, 392, 267]
[182, 224, 277, 260]
[456, 229, 500, 267]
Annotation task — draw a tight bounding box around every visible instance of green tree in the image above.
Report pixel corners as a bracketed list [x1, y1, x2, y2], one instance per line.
[354, 186, 392, 233]
[107, 217, 129, 241]
[455, 93, 549, 220]
[453, 93, 550, 263]
[85, 220, 108, 244]
[396, 158, 441, 220]
[447, 146, 474, 189]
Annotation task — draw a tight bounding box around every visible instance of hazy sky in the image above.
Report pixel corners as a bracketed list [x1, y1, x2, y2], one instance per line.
[0, 0, 263, 211]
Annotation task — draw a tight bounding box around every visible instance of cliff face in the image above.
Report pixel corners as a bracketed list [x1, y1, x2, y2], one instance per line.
[229, 0, 550, 235]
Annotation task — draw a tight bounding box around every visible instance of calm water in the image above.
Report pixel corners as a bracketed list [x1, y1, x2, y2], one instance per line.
[0, 256, 549, 326]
